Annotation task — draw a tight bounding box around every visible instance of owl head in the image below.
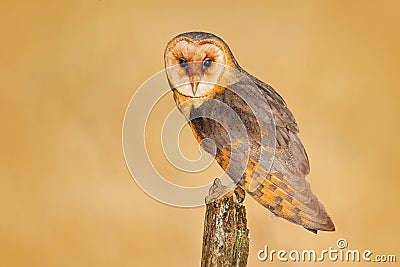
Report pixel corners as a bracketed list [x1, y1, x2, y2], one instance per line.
[164, 32, 238, 98]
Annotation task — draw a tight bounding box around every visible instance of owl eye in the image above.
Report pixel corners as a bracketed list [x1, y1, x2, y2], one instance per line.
[203, 58, 213, 69]
[178, 58, 187, 68]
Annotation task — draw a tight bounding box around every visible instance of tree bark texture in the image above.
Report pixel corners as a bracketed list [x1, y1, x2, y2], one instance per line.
[201, 179, 250, 267]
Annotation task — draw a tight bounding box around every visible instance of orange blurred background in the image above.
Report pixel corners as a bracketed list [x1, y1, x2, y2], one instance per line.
[1, 1, 399, 266]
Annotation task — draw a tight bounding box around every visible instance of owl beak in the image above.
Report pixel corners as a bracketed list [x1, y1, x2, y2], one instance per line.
[189, 75, 200, 96]
[188, 63, 202, 96]
[191, 81, 199, 96]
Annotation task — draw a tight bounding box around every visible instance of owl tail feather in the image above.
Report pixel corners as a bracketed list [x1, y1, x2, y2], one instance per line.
[239, 172, 335, 233]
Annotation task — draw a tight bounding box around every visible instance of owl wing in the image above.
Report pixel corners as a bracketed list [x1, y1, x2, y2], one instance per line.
[236, 73, 335, 232]
[183, 75, 334, 232]
[250, 75, 310, 176]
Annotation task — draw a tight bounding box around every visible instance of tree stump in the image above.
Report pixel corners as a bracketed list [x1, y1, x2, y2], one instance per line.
[201, 178, 250, 267]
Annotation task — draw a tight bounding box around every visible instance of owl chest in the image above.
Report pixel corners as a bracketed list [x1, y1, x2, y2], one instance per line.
[188, 95, 261, 157]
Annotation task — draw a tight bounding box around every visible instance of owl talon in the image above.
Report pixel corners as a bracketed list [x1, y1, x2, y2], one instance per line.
[205, 178, 245, 204]
[205, 178, 229, 204]
[234, 186, 246, 204]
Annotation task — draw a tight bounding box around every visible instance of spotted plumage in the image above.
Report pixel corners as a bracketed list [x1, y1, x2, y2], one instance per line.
[164, 31, 334, 233]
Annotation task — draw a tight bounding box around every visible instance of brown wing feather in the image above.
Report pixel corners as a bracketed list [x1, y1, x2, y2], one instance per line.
[244, 73, 334, 232]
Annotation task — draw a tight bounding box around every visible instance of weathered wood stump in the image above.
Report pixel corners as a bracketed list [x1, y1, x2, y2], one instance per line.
[201, 178, 250, 267]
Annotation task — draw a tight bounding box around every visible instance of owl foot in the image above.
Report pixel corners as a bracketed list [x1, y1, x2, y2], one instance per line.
[205, 178, 246, 204]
